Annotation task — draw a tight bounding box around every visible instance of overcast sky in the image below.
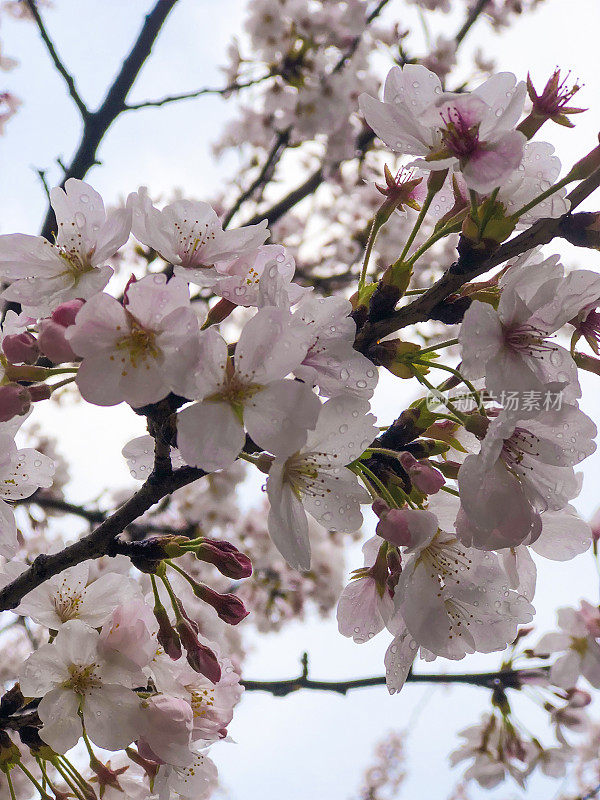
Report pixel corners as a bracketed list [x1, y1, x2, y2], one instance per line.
[3, 1, 600, 798]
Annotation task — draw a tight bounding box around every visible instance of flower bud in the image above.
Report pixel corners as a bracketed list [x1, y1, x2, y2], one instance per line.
[176, 618, 221, 682]
[2, 332, 39, 365]
[138, 695, 194, 766]
[51, 298, 85, 327]
[376, 508, 413, 547]
[192, 583, 249, 625]
[28, 383, 52, 402]
[38, 319, 78, 364]
[195, 539, 253, 579]
[153, 604, 182, 660]
[397, 452, 445, 494]
[0, 383, 31, 422]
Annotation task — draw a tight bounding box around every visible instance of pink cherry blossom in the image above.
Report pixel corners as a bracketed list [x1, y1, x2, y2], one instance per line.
[291, 295, 378, 398]
[67, 274, 200, 407]
[457, 405, 595, 550]
[359, 65, 527, 192]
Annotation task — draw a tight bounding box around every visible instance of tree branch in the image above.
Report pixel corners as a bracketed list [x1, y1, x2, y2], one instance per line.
[354, 166, 600, 351]
[241, 667, 545, 696]
[24, 0, 89, 119]
[0, 464, 205, 611]
[40, 0, 180, 240]
[122, 73, 273, 111]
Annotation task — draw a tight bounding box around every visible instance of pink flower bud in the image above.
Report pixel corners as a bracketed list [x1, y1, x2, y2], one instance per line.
[2, 332, 39, 365]
[398, 452, 445, 494]
[372, 498, 391, 519]
[153, 605, 182, 660]
[28, 383, 52, 402]
[176, 619, 221, 682]
[376, 508, 413, 547]
[192, 583, 249, 625]
[196, 539, 253, 579]
[0, 383, 31, 422]
[51, 298, 85, 327]
[38, 319, 78, 364]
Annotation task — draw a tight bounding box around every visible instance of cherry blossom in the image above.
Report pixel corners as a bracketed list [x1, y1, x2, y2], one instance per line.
[0, 433, 54, 557]
[0, 179, 130, 315]
[291, 295, 378, 398]
[211, 244, 309, 309]
[128, 187, 269, 287]
[17, 560, 139, 628]
[177, 307, 320, 472]
[536, 603, 600, 689]
[456, 405, 596, 550]
[20, 620, 143, 752]
[266, 395, 377, 570]
[337, 537, 395, 643]
[393, 494, 534, 660]
[459, 250, 600, 400]
[67, 274, 200, 407]
[153, 750, 218, 800]
[359, 65, 527, 192]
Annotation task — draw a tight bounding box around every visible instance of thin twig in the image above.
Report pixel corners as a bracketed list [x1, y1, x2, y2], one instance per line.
[24, 0, 89, 118]
[455, 0, 492, 45]
[223, 130, 291, 228]
[123, 73, 272, 111]
[40, 0, 180, 240]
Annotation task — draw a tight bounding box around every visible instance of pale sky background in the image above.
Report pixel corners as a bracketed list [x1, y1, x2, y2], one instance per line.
[3, 1, 600, 799]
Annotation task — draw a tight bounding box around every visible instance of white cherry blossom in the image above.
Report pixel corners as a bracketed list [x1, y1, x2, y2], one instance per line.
[212, 244, 309, 309]
[128, 187, 268, 288]
[337, 536, 395, 644]
[535, 602, 600, 689]
[456, 405, 595, 550]
[266, 395, 377, 570]
[177, 307, 320, 472]
[0, 179, 130, 315]
[20, 620, 143, 753]
[459, 250, 600, 401]
[359, 65, 527, 192]
[0, 434, 54, 557]
[291, 295, 378, 398]
[154, 750, 218, 800]
[17, 560, 139, 628]
[393, 494, 534, 660]
[67, 274, 201, 407]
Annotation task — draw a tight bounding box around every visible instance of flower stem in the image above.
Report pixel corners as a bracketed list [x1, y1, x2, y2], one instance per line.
[510, 174, 571, 221]
[17, 762, 50, 799]
[417, 337, 459, 355]
[397, 189, 436, 263]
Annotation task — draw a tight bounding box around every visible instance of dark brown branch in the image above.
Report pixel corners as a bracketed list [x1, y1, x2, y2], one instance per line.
[24, 0, 89, 119]
[354, 167, 600, 351]
[455, 0, 492, 45]
[223, 130, 291, 228]
[0, 464, 205, 611]
[241, 667, 544, 696]
[40, 0, 180, 240]
[122, 73, 273, 111]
